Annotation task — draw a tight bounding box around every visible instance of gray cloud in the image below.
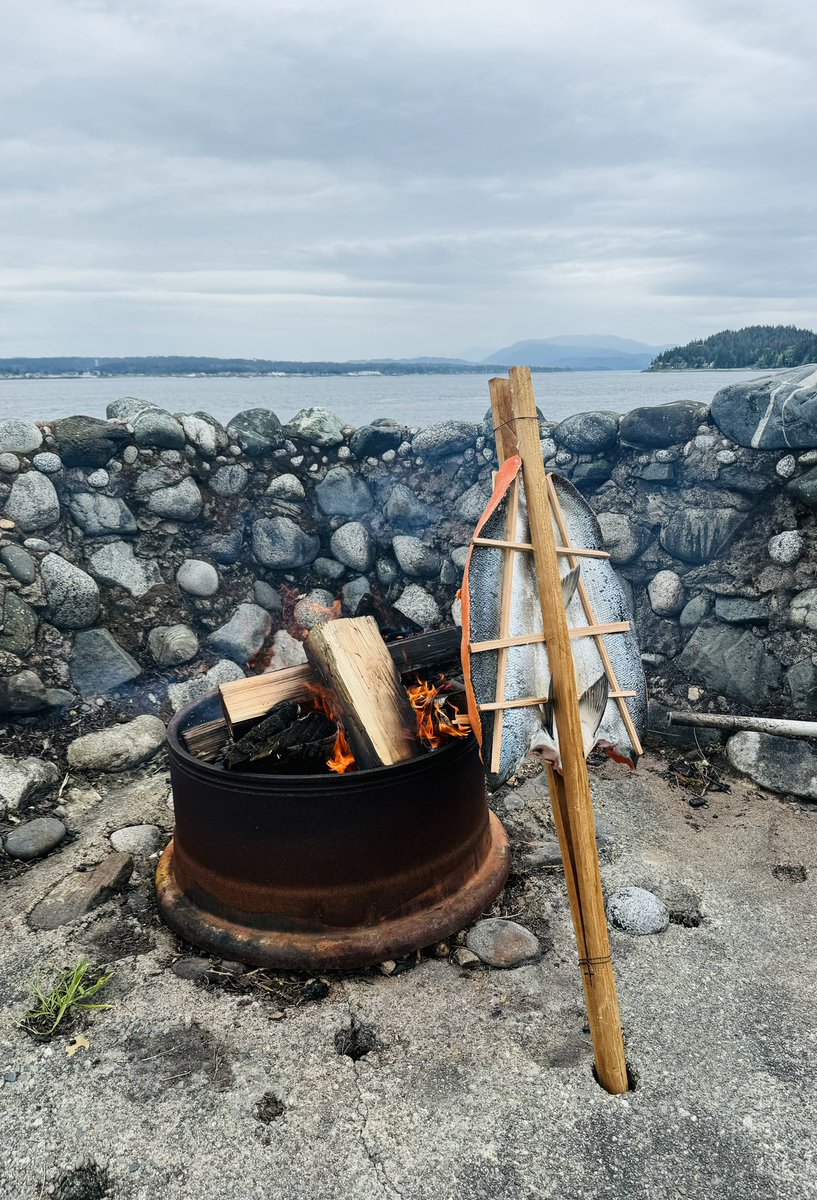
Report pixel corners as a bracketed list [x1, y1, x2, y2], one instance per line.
[1, 0, 815, 357]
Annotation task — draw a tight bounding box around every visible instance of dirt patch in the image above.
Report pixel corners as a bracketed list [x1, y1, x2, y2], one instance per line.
[81, 916, 156, 964]
[53, 1161, 111, 1200]
[334, 1019, 381, 1060]
[772, 863, 808, 883]
[255, 1092, 285, 1123]
[122, 1020, 235, 1098]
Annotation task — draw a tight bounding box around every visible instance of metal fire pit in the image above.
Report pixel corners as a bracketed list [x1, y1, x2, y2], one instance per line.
[156, 693, 510, 970]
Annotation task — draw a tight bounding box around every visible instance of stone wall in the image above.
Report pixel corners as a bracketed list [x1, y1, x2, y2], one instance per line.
[1, 364, 816, 738]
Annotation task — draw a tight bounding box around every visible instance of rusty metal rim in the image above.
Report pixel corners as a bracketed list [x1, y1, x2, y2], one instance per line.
[155, 812, 510, 971]
[167, 693, 480, 788]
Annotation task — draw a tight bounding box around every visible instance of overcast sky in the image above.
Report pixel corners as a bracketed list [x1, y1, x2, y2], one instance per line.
[2, 0, 816, 359]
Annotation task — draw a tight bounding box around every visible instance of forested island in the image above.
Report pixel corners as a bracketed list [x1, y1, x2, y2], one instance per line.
[649, 325, 817, 371]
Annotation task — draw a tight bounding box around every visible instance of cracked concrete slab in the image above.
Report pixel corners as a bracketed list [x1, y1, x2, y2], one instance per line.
[0, 752, 815, 1199]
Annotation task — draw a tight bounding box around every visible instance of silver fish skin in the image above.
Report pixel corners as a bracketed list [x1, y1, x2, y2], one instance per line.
[464, 467, 646, 786]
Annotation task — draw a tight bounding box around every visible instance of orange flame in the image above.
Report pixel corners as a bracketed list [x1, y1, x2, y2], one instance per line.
[406, 676, 471, 750]
[307, 682, 357, 774]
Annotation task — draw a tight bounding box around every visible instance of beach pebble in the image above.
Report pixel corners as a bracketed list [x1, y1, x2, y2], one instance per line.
[4, 817, 67, 861]
[466, 918, 543, 968]
[176, 558, 219, 597]
[67, 715, 166, 772]
[110, 824, 162, 855]
[607, 887, 669, 935]
[768, 530, 804, 566]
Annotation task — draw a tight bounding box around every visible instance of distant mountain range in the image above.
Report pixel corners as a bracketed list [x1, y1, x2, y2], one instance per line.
[481, 336, 671, 371]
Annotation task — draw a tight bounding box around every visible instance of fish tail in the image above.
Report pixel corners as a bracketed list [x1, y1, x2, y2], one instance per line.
[560, 563, 581, 608]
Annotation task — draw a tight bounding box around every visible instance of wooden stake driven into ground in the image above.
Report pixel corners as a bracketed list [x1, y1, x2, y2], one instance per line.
[304, 615, 421, 769]
[492, 366, 629, 1095]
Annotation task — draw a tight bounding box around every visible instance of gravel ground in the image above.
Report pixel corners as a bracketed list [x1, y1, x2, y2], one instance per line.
[0, 751, 815, 1200]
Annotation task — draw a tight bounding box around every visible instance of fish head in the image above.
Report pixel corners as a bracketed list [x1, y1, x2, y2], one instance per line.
[598, 736, 639, 771]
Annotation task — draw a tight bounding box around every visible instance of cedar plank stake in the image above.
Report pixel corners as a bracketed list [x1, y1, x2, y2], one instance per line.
[219, 627, 461, 733]
[495, 367, 629, 1095]
[304, 616, 421, 768]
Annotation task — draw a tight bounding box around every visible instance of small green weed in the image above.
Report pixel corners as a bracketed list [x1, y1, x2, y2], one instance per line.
[21, 960, 114, 1039]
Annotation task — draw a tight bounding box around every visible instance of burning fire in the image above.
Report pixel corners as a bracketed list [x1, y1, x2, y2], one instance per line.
[406, 676, 471, 750]
[307, 675, 470, 774]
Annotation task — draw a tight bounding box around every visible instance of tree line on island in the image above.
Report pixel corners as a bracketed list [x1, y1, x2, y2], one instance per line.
[649, 325, 817, 371]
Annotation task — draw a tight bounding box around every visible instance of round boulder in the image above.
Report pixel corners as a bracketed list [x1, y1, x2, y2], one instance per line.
[252, 516, 320, 569]
[148, 624, 199, 667]
[330, 522, 373, 572]
[4, 471, 60, 532]
[607, 886, 669, 935]
[227, 408, 284, 456]
[0, 418, 42, 455]
[41, 553, 100, 629]
[647, 569, 685, 617]
[176, 559, 219, 597]
[553, 411, 619, 454]
[67, 715, 167, 772]
[466, 918, 543, 968]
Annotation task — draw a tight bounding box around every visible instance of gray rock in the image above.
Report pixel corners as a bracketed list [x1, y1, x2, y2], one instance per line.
[4, 471, 60, 532]
[0, 544, 36, 584]
[315, 467, 373, 517]
[31, 452, 62, 474]
[266, 472, 305, 502]
[208, 603, 271, 663]
[647, 570, 685, 617]
[252, 516, 320, 569]
[786, 467, 817, 509]
[252, 581, 283, 614]
[726, 731, 817, 800]
[456, 482, 491, 522]
[146, 478, 203, 521]
[131, 407, 186, 450]
[714, 596, 769, 625]
[86, 541, 161, 597]
[171, 957, 211, 981]
[51, 416, 130, 467]
[0, 756, 59, 815]
[466, 918, 542, 968]
[285, 407, 345, 447]
[349, 419, 407, 459]
[107, 396, 159, 421]
[148, 624, 199, 667]
[710, 365, 817, 448]
[714, 465, 769, 496]
[659, 508, 745, 564]
[375, 557, 399, 586]
[110, 824, 162, 855]
[41, 553, 100, 629]
[789, 588, 817, 632]
[341, 576, 371, 614]
[639, 461, 676, 484]
[620, 402, 708, 448]
[392, 535, 441, 578]
[0, 670, 50, 714]
[264, 629, 307, 670]
[71, 628, 142, 695]
[383, 484, 435, 529]
[86, 468, 109, 488]
[394, 584, 441, 627]
[571, 461, 613, 488]
[553, 411, 619, 454]
[313, 557, 346, 582]
[776, 454, 797, 479]
[677, 625, 780, 705]
[679, 593, 712, 628]
[122, 445, 138, 465]
[330, 522, 373, 572]
[4, 817, 66, 861]
[28, 852, 134, 930]
[210, 464, 248, 497]
[176, 558, 219, 597]
[0, 592, 37, 656]
[200, 528, 243, 564]
[768, 531, 804, 565]
[168, 658, 245, 712]
[68, 493, 137, 536]
[293, 589, 338, 629]
[786, 660, 817, 712]
[607, 887, 669, 935]
[412, 421, 478, 459]
[597, 512, 649, 565]
[0, 453, 19, 473]
[67, 715, 166, 771]
[131, 464, 184, 501]
[178, 413, 229, 457]
[227, 408, 284, 455]
[0, 419, 42, 455]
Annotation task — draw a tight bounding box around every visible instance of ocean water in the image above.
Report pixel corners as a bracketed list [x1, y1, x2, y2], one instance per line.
[0, 368, 769, 429]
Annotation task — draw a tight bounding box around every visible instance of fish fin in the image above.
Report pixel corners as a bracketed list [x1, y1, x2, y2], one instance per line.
[540, 690, 554, 739]
[578, 674, 609, 758]
[560, 564, 581, 608]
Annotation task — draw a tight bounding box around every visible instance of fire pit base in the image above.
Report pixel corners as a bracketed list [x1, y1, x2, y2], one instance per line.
[156, 812, 509, 971]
